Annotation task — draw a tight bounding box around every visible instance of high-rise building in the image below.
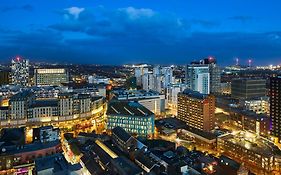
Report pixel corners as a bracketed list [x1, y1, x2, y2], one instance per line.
[11, 57, 29, 86]
[142, 73, 155, 91]
[35, 68, 69, 86]
[134, 66, 148, 86]
[185, 57, 220, 94]
[231, 78, 266, 99]
[177, 89, 215, 131]
[161, 66, 174, 88]
[270, 75, 281, 143]
[166, 83, 187, 108]
[185, 64, 210, 94]
[203, 58, 221, 94]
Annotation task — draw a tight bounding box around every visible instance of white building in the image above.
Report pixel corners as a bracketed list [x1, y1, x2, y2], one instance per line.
[112, 89, 165, 115]
[11, 57, 29, 86]
[185, 65, 210, 94]
[242, 97, 270, 115]
[134, 67, 149, 86]
[166, 83, 187, 108]
[88, 75, 110, 84]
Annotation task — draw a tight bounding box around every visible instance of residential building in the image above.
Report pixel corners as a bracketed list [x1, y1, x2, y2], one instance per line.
[35, 68, 69, 86]
[270, 75, 281, 143]
[185, 64, 210, 94]
[134, 66, 149, 86]
[9, 91, 35, 120]
[107, 101, 155, 136]
[11, 57, 29, 86]
[177, 89, 215, 131]
[166, 83, 187, 108]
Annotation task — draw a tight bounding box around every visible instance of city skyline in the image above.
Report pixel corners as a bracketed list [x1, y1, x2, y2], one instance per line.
[1, 1, 281, 65]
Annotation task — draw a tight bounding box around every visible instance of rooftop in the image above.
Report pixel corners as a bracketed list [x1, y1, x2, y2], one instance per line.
[30, 99, 58, 108]
[182, 125, 217, 140]
[35, 153, 69, 174]
[112, 126, 132, 143]
[219, 131, 281, 157]
[111, 156, 142, 175]
[107, 101, 154, 117]
[181, 89, 208, 99]
[10, 90, 33, 101]
[0, 140, 60, 155]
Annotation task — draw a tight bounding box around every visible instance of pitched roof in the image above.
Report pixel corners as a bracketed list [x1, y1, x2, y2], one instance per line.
[112, 126, 132, 143]
[107, 101, 154, 117]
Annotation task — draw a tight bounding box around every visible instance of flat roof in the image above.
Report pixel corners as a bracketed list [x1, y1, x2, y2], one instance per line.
[182, 125, 217, 140]
[180, 89, 208, 99]
[219, 131, 281, 157]
[0, 140, 60, 155]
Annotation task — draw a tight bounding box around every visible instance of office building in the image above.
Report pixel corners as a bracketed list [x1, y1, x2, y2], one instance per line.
[231, 78, 266, 99]
[107, 101, 155, 136]
[35, 68, 69, 86]
[270, 75, 281, 142]
[111, 89, 165, 115]
[177, 89, 215, 131]
[11, 57, 29, 86]
[185, 64, 210, 94]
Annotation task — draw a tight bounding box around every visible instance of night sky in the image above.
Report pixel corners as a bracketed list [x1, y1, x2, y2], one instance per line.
[1, 0, 281, 65]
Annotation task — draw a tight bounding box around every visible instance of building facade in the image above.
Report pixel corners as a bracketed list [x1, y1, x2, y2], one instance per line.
[231, 78, 266, 99]
[35, 68, 69, 86]
[177, 89, 215, 131]
[11, 58, 29, 86]
[107, 101, 155, 137]
[185, 65, 210, 94]
[270, 75, 281, 143]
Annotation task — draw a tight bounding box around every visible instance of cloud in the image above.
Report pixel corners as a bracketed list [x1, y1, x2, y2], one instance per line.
[228, 16, 253, 22]
[118, 7, 155, 20]
[0, 6, 280, 65]
[50, 6, 190, 42]
[0, 4, 33, 13]
[64, 7, 85, 19]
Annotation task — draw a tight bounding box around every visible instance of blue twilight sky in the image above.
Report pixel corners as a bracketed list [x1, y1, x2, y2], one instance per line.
[0, 0, 281, 65]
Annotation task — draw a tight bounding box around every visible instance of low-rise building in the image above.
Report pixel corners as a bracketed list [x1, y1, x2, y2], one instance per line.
[241, 96, 269, 115]
[107, 101, 155, 137]
[217, 131, 281, 172]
